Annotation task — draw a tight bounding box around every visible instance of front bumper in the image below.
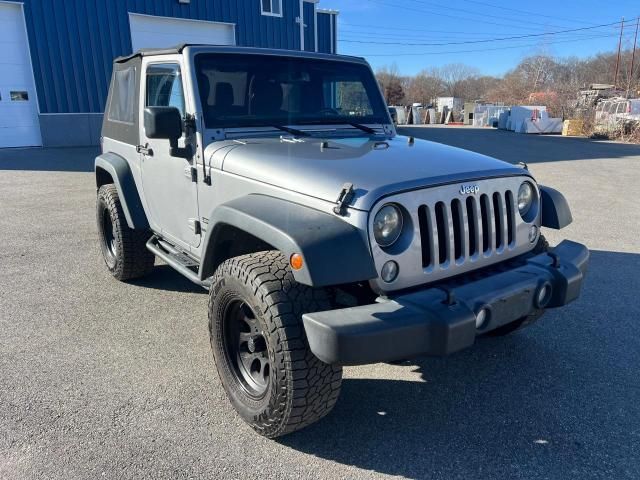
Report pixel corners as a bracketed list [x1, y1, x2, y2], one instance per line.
[303, 240, 589, 365]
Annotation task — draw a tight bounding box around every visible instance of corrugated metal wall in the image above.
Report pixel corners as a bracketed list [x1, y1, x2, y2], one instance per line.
[20, 0, 337, 114]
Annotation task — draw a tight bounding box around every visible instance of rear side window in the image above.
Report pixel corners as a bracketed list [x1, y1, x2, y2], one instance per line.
[108, 67, 136, 124]
[145, 64, 185, 116]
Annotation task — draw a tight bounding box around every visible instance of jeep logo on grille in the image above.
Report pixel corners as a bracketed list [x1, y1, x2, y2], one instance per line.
[459, 184, 480, 195]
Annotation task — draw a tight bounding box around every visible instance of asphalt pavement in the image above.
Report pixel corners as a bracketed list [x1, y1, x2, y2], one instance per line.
[1, 130, 639, 479]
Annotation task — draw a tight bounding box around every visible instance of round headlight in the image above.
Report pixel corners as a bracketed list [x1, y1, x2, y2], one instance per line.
[518, 182, 535, 217]
[373, 204, 403, 247]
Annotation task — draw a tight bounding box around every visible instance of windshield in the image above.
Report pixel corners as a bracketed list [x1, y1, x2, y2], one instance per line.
[195, 54, 389, 129]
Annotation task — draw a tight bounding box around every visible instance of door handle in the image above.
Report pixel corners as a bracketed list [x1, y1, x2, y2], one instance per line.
[136, 144, 153, 156]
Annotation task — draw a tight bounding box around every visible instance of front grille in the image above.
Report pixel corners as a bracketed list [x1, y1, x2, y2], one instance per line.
[368, 176, 538, 292]
[417, 191, 516, 269]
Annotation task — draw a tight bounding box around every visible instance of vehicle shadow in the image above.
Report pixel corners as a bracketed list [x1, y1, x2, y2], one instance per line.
[129, 264, 206, 294]
[0, 146, 98, 172]
[398, 126, 640, 164]
[279, 250, 640, 479]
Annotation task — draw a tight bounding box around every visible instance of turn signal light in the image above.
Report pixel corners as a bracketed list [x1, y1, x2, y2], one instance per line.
[290, 253, 304, 271]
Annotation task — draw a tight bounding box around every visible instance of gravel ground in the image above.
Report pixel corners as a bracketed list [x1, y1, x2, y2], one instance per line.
[1, 130, 639, 479]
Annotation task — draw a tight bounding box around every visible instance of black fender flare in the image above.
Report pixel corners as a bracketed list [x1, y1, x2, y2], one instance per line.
[199, 195, 378, 287]
[95, 152, 149, 229]
[539, 185, 573, 230]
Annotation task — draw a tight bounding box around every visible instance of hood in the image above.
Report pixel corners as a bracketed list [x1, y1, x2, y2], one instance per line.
[208, 135, 527, 211]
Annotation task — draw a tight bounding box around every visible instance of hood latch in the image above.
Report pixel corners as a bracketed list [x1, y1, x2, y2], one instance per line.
[334, 183, 355, 216]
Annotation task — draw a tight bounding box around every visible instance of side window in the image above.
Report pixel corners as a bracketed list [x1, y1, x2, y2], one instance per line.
[261, 0, 282, 16]
[108, 66, 136, 124]
[145, 63, 185, 117]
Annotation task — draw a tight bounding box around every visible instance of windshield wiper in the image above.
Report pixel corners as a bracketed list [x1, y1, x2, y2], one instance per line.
[270, 125, 310, 137]
[346, 122, 377, 134]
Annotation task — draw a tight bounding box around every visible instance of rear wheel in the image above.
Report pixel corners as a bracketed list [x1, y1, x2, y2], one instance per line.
[96, 184, 155, 281]
[208, 251, 342, 438]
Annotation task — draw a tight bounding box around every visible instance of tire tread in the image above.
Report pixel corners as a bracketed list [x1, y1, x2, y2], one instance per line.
[208, 251, 342, 438]
[97, 184, 154, 281]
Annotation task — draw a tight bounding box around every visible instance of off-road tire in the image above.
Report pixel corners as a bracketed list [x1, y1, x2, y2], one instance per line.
[487, 234, 549, 336]
[96, 184, 155, 281]
[208, 251, 342, 438]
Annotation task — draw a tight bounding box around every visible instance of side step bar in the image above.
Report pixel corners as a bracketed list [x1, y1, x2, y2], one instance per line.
[146, 236, 211, 290]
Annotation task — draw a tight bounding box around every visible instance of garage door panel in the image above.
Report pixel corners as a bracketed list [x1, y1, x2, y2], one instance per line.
[0, 65, 33, 86]
[0, 3, 41, 148]
[0, 43, 30, 66]
[0, 102, 39, 127]
[0, 15, 23, 39]
[129, 14, 235, 51]
[0, 126, 42, 148]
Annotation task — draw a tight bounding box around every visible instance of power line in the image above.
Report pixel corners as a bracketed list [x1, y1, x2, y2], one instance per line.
[339, 28, 606, 42]
[340, 23, 528, 36]
[339, 18, 635, 47]
[399, 0, 584, 30]
[418, 0, 602, 26]
[352, 32, 623, 57]
[339, 21, 605, 37]
[366, 0, 604, 33]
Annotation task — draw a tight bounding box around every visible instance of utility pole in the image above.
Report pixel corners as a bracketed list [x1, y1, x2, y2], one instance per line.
[628, 17, 639, 98]
[614, 17, 624, 88]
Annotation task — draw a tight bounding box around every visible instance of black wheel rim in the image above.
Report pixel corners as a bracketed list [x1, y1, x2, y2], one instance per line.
[223, 300, 271, 398]
[101, 208, 117, 262]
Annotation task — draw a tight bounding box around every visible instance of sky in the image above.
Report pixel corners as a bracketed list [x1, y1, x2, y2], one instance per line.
[327, 0, 640, 77]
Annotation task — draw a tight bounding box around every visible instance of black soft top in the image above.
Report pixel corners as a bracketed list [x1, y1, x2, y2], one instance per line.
[114, 44, 193, 63]
[114, 44, 367, 65]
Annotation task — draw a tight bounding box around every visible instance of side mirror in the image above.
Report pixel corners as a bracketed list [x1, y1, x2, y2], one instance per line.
[144, 106, 183, 140]
[143, 106, 193, 159]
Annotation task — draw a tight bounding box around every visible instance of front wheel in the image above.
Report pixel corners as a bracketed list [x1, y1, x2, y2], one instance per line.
[208, 251, 342, 438]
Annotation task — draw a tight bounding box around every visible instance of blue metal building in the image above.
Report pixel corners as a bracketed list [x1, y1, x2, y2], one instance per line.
[0, 0, 338, 148]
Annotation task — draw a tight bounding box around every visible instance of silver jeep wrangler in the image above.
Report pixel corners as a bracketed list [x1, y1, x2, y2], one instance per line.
[95, 45, 588, 438]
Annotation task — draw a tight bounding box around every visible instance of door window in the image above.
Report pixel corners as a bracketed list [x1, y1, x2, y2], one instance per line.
[145, 63, 185, 117]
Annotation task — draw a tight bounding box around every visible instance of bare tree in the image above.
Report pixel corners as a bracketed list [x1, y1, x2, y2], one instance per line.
[379, 46, 640, 118]
[405, 70, 443, 106]
[433, 63, 481, 98]
[376, 64, 405, 105]
[515, 55, 558, 92]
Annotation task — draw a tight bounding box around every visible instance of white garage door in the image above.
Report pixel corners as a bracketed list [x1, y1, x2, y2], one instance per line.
[129, 14, 236, 52]
[0, 2, 41, 148]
